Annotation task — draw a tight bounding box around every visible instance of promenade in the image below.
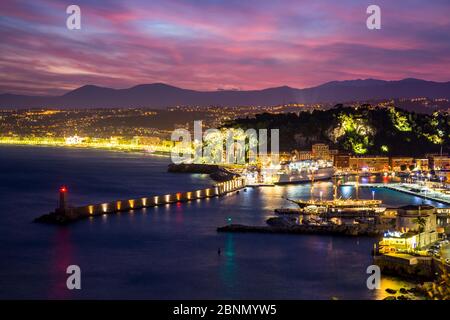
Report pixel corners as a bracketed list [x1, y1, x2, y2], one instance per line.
[341, 182, 450, 205]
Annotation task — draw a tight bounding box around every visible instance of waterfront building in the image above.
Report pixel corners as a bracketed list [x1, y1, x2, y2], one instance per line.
[396, 205, 437, 233]
[134, 136, 161, 146]
[293, 144, 336, 162]
[349, 156, 389, 172]
[440, 170, 450, 183]
[379, 205, 439, 252]
[109, 136, 121, 145]
[312, 143, 331, 160]
[379, 232, 421, 252]
[390, 157, 415, 172]
[428, 155, 450, 170]
[279, 152, 293, 162]
[334, 153, 351, 169]
[329, 149, 339, 161]
[415, 158, 429, 171]
[65, 135, 84, 145]
[294, 150, 313, 161]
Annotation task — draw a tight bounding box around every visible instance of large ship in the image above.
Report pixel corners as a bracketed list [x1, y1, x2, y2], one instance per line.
[276, 160, 335, 184]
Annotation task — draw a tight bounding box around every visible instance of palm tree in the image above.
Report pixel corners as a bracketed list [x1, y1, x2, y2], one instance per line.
[412, 211, 427, 251]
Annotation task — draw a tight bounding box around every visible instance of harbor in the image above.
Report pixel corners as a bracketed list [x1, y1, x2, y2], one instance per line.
[2, 145, 449, 299]
[26, 145, 450, 298]
[341, 182, 450, 205]
[35, 177, 246, 224]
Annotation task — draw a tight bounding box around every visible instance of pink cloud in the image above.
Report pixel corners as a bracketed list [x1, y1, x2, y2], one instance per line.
[0, 0, 449, 95]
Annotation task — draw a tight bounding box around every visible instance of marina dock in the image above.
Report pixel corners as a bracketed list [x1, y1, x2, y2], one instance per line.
[341, 182, 450, 205]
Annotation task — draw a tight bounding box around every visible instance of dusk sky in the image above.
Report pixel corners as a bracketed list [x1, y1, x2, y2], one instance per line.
[1, 0, 449, 95]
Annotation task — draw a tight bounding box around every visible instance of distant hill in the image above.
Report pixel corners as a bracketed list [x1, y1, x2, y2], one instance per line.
[1, 79, 450, 109]
[224, 105, 449, 156]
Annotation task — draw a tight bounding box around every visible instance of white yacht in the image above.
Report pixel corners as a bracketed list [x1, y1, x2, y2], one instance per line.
[276, 160, 335, 184]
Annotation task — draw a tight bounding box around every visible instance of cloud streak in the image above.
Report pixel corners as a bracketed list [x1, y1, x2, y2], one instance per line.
[0, 0, 449, 95]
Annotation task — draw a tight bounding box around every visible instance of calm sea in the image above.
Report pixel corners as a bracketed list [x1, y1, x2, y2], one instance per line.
[0, 146, 444, 299]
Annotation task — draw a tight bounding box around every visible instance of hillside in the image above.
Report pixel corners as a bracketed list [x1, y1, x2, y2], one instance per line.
[1, 79, 450, 109]
[224, 105, 449, 156]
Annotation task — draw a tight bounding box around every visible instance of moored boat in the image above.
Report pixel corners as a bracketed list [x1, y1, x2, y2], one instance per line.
[276, 160, 335, 184]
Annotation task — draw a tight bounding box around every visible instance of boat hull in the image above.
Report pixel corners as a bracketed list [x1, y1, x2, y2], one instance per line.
[275, 167, 335, 185]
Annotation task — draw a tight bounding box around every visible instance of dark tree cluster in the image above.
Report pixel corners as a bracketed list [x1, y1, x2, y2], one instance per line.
[223, 105, 449, 156]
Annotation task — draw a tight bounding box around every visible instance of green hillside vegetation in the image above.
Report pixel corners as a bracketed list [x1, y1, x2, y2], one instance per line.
[223, 105, 449, 156]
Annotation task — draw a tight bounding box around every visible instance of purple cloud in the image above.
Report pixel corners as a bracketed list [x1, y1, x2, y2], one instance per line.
[0, 0, 449, 95]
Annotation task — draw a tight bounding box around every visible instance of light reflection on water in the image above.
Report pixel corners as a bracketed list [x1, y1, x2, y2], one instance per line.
[220, 234, 236, 294]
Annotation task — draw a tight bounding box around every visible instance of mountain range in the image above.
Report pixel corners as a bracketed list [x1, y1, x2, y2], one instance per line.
[1, 78, 449, 109]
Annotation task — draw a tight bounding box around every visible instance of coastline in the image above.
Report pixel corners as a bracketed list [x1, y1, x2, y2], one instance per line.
[0, 140, 172, 157]
[1, 143, 446, 299]
[0, 145, 427, 299]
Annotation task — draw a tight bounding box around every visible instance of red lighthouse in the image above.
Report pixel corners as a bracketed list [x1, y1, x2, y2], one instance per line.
[59, 186, 68, 211]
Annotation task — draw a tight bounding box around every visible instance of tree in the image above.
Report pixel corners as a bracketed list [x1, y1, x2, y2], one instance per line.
[412, 213, 426, 250]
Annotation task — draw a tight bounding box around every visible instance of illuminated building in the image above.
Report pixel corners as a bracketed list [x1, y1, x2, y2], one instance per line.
[295, 150, 313, 161]
[378, 231, 420, 252]
[349, 156, 389, 172]
[65, 135, 84, 145]
[134, 136, 161, 145]
[311, 143, 331, 160]
[390, 157, 415, 172]
[334, 153, 351, 169]
[379, 205, 439, 253]
[427, 155, 450, 170]
[415, 158, 429, 171]
[396, 205, 437, 233]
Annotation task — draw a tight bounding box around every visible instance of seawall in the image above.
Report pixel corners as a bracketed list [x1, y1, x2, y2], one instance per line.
[217, 223, 383, 237]
[374, 254, 450, 281]
[35, 177, 246, 224]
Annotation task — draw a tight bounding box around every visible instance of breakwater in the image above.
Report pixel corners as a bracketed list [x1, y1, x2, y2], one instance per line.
[168, 163, 238, 182]
[35, 177, 246, 224]
[217, 223, 383, 237]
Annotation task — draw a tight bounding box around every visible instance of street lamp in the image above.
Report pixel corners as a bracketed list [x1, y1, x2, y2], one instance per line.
[372, 190, 375, 201]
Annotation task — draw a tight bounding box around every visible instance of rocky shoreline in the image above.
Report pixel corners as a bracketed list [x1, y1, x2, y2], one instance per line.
[34, 213, 74, 225]
[168, 163, 238, 181]
[381, 281, 448, 300]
